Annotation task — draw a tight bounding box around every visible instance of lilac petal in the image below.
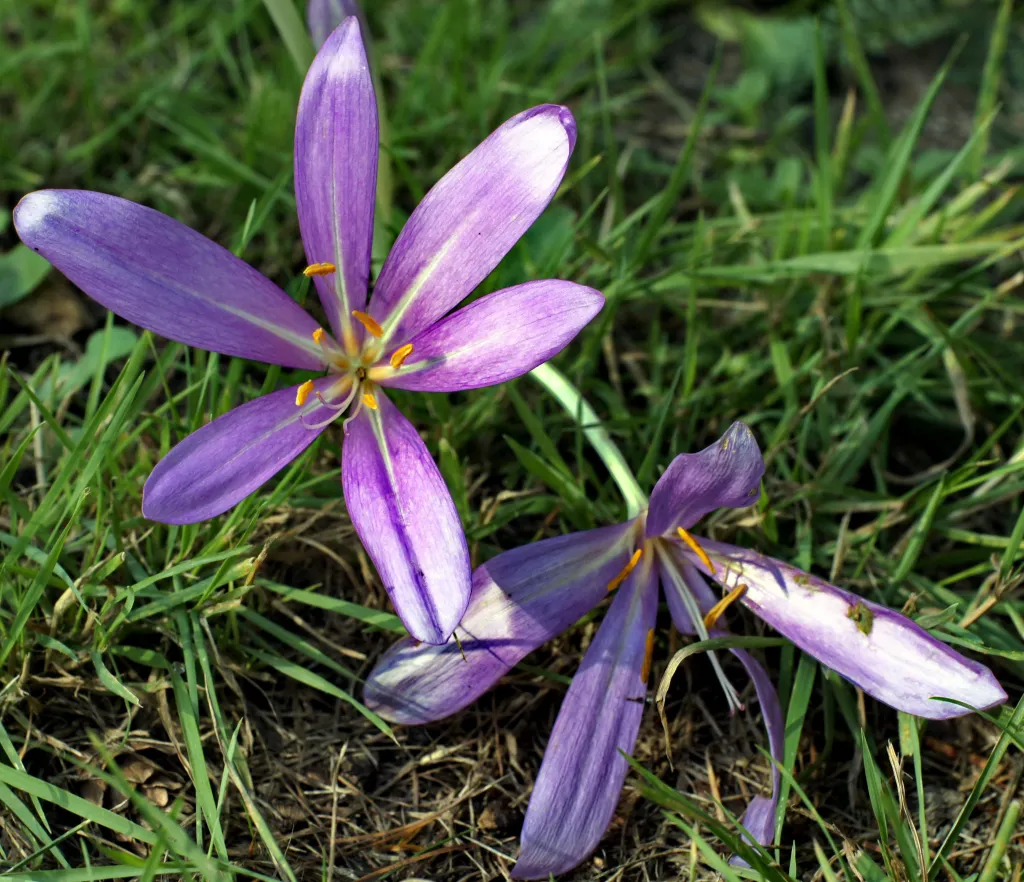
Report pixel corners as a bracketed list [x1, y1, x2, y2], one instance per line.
[729, 648, 783, 850]
[512, 563, 659, 880]
[699, 540, 1008, 719]
[660, 559, 783, 852]
[307, 0, 368, 48]
[364, 522, 634, 724]
[143, 377, 346, 524]
[341, 391, 470, 644]
[378, 281, 604, 392]
[646, 422, 765, 538]
[369, 105, 576, 344]
[295, 17, 377, 347]
[14, 191, 324, 369]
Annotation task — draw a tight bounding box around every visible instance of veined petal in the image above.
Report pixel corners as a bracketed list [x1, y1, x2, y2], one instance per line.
[295, 17, 377, 347]
[699, 540, 1008, 719]
[660, 557, 783, 852]
[378, 281, 604, 392]
[512, 561, 659, 880]
[341, 391, 469, 644]
[143, 377, 348, 524]
[369, 105, 576, 344]
[307, 0, 367, 48]
[646, 422, 765, 537]
[14, 190, 324, 369]
[364, 522, 634, 724]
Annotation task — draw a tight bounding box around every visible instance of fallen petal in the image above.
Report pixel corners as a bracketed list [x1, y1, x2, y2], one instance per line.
[513, 563, 658, 880]
[143, 378, 345, 523]
[700, 541, 1008, 719]
[342, 391, 470, 644]
[646, 422, 765, 537]
[14, 190, 323, 369]
[369, 105, 576, 343]
[295, 17, 377, 346]
[364, 522, 634, 723]
[379, 280, 604, 392]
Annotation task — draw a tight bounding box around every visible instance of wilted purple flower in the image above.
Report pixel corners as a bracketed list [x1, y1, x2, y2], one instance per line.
[364, 422, 1007, 878]
[14, 20, 602, 646]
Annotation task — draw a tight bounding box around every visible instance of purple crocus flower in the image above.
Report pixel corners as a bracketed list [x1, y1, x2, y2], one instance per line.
[13, 20, 602, 646]
[364, 422, 1007, 878]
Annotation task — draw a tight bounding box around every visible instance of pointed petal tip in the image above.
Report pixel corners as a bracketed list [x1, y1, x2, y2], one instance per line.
[13, 189, 57, 243]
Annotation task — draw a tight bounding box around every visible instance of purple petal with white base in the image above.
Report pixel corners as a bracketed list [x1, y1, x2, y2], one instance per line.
[646, 422, 765, 537]
[699, 540, 1008, 719]
[342, 391, 470, 644]
[369, 105, 576, 343]
[295, 18, 377, 344]
[512, 563, 658, 880]
[364, 522, 633, 724]
[144, 377, 345, 524]
[14, 190, 323, 369]
[379, 281, 604, 392]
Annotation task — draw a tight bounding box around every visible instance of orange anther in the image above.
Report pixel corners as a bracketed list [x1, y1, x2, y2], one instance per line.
[361, 392, 378, 410]
[703, 583, 748, 630]
[295, 380, 314, 407]
[312, 327, 326, 344]
[390, 343, 414, 369]
[303, 262, 336, 277]
[352, 310, 383, 338]
[607, 548, 642, 593]
[676, 526, 715, 574]
[641, 628, 655, 683]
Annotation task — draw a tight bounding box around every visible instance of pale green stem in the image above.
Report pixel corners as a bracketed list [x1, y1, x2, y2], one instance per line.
[529, 363, 647, 517]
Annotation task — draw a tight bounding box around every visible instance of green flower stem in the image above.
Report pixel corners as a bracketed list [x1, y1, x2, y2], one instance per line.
[529, 363, 647, 517]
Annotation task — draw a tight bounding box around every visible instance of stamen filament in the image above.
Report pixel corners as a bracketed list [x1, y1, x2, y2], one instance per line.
[676, 527, 715, 574]
[607, 548, 642, 593]
[361, 391, 378, 410]
[703, 583, 748, 630]
[295, 380, 314, 407]
[389, 343, 414, 369]
[641, 628, 655, 683]
[303, 262, 336, 277]
[352, 310, 383, 338]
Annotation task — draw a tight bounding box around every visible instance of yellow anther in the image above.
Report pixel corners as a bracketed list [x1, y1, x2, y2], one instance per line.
[676, 527, 715, 574]
[641, 628, 655, 683]
[352, 310, 383, 338]
[390, 343, 414, 369]
[607, 548, 642, 593]
[312, 327, 326, 344]
[303, 262, 336, 277]
[703, 583, 748, 630]
[295, 380, 315, 407]
[361, 391, 378, 410]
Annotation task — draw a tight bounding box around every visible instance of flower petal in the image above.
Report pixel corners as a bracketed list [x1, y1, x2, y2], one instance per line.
[14, 190, 324, 369]
[378, 281, 604, 392]
[363, 522, 634, 724]
[699, 540, 1008, 719]
[341, 391, 470, 644]
[369, 105, 576, 344]
[646, 422, 765, 537]
[295, 17, 377, 347]
[660, 558, 783, 852]
[143, 377, 347, 524]
[307, 0, 367, 48]
[512, 562, 658, 880]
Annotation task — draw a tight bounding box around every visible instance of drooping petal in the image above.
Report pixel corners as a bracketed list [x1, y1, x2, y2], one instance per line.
[512, 561, 659, 880]
[307, 0, 368, 48]
[295, 17, 377, 348]
[646, 422, 765, 537]
[729, 648, 783, 851]
[697, 540, 1008, 719]
[341, 391, 470, 644]
[378, 281, 604, 392]
[660, 557, 783, 852]
[369, 105, 576, 344]
[14, 190, 324, 369]
[143, 376, 349, 524]
[364, 522, 634, 724]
